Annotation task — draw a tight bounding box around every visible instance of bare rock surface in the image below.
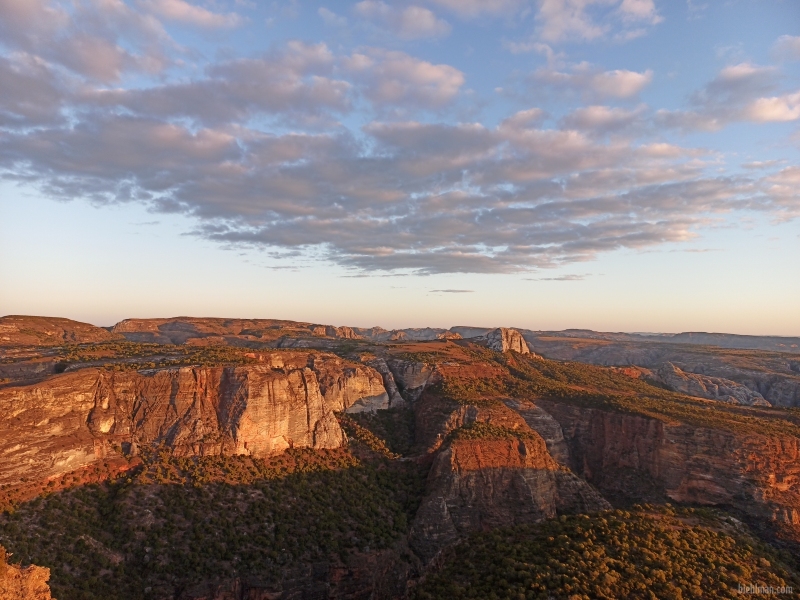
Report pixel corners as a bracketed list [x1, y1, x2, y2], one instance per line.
[0, 352, 390, 485]
[476, 328, 531, 353]
[541, 401, 800, 542]
[386, 360, 436, 402]
[363, 358, 404, 407]
[410, 433, 609, 563]
[0, 316, 121, 347]
[505, 399, 571, 464]
[526, 335, 800, 407]
[655, 362, 771, 406]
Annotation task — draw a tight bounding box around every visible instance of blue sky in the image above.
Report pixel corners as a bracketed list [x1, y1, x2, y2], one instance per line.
[0, 0, 798, 334]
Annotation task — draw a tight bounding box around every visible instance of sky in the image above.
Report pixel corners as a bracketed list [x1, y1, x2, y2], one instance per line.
[0, 0, 799, 334]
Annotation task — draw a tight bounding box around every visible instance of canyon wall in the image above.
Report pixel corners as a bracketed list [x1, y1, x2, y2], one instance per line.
[540, 401, 800, 541]
[0, 353, 390, 485]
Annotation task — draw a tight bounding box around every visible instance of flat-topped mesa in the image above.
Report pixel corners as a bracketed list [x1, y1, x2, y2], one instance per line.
[0, 315, 122, 347]
[486, 327, 530, 354]
[0, 352, 391, 486]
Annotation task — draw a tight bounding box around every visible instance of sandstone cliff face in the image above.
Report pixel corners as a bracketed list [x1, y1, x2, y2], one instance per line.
[386, 360, 435, 402]
[410, 435, 609, 562]
[540, 401, 800, 542]
[0, 315, 121, 347]
[655, 362, 770, 406]
[0, 353, 390, 485]
[363, 358, 404, 407]
[504, 399, 570, 465]
[311, 355, 389, 413]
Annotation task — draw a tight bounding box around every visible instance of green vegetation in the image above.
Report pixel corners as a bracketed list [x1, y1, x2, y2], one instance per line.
[431, 349, 800, 438]
[0, 448, 427, 600]
[414, 507, 800, 600]
[347, 407, 416, 456]
[337, 413, 401, 459]
[449, 422, 539, 443]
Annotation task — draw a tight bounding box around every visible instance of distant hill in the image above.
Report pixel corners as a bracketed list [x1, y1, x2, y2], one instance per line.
[0, 315, 122, 347]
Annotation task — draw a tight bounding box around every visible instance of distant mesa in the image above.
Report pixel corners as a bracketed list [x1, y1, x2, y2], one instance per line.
[0, 315, 122, 347]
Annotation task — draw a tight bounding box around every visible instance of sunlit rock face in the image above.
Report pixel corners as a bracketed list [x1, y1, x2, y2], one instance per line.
[410, 432, 610, 563]
[0, 352, 390, 485]
[485, 328, 531, 354]
[541, 402, 800, 543]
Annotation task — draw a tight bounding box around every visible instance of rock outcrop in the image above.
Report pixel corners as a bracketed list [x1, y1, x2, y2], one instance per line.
[0, 547, 53, 600]
[540, 401, 800, 542]
[386, 360, 436, 402]
[0, 352, 390, 485]
[410, 433, 609, 562]
[0, 315, 121, 347]
[363, 358, 405, 407]
[654, 362, 771, 406]
[526, 335, 800, 407]
[311, 355, 389, 413]
[483, 328, 530, 353]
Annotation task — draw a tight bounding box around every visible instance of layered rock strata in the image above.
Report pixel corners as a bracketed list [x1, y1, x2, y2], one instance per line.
[541, 401, 800, 541]
[410, 433, 609, 562]
[0, 352, 390, 485]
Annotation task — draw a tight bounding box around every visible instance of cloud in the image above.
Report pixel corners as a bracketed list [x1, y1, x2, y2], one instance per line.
[139, 0, 242, 28]
[0, 53, 67, 128]
[354, 1, 451, 39]
[536, 0, 662, 43]
[657, 63, 800, 131]
[528, 274, 587, 281]
[318, 7, 347, 27]
[531, 63, 653, 100]
[560, 105, 646, 134]
[345, 49, 464, 109]
[427, 0, 525, 18]
[743, 92, 800, 123]
[0, 0, 170, 81]
[431, 289, 474, 292]
[773, 35, 800, 62]
[4, 100, 791, 275]
[87, 41, 351, 125]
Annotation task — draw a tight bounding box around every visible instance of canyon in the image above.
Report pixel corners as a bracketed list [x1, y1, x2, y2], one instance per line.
[0, 315, 799, 599]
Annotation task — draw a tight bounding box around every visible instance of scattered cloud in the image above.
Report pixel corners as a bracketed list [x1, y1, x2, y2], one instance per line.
[773, 35, 800, 62]
[0, 3, 796, 277]
[139, 0, 243, 28]
[535, 0, 662, 44]
[0, 0, 170, 81]
[427, 0, 525, 18]
[355, 1, 451, 39]
[318, 7, 347, 27]
[528, 274, 588, 281]
[560, 104, 647, 135]
[531, 63, 653, 100]
[431, 289, 474, 292]
[742, 160, 784, 170]
[656, 63, 800, 131]
[344, 49, 464, 109]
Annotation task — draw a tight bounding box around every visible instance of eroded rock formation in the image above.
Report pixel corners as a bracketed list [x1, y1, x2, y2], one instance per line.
[0, 352, 390, 485]
[541, 401, 800, 542]
[654, 362, 771, 406]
